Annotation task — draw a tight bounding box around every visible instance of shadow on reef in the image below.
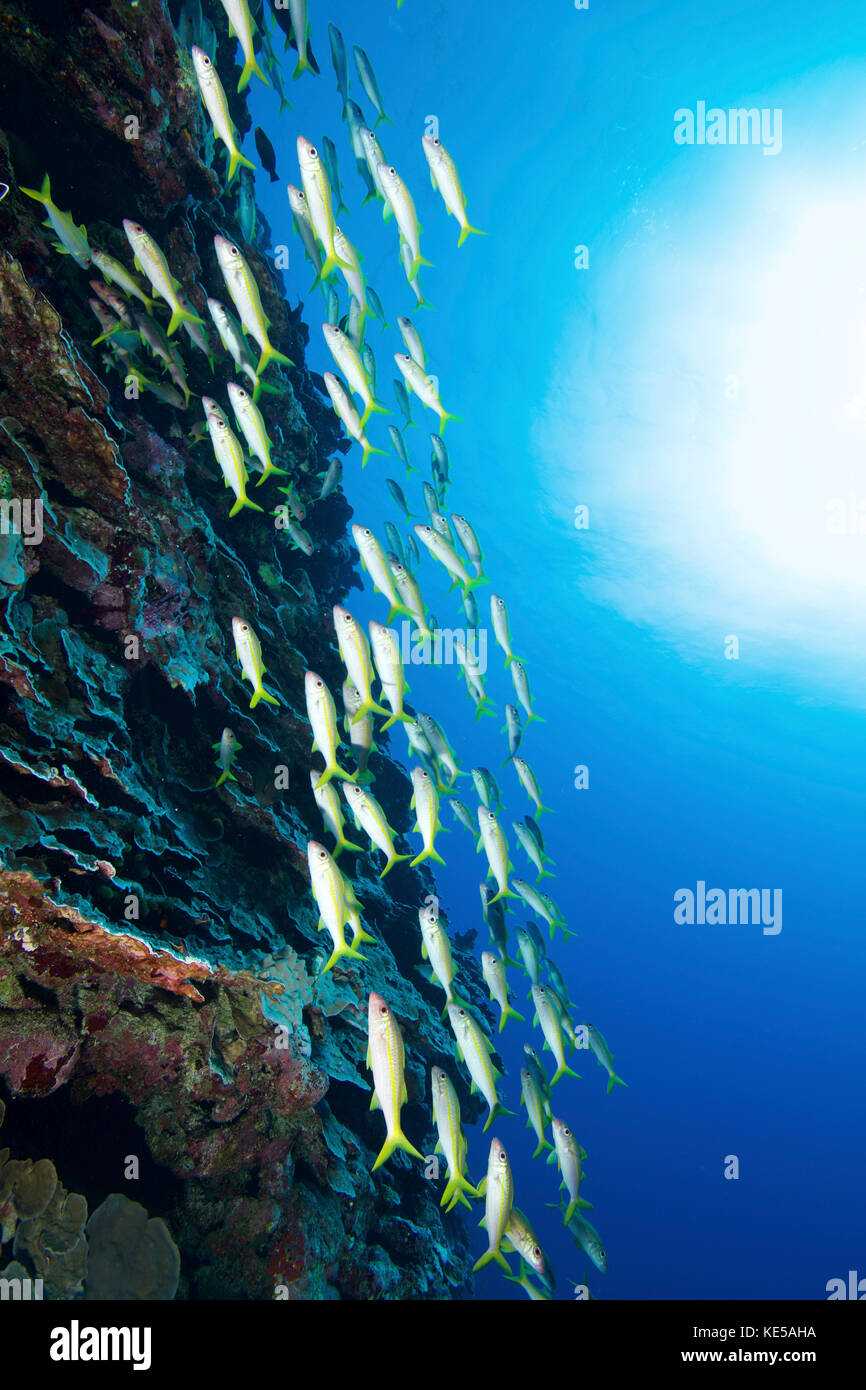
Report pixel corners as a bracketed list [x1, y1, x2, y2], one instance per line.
[0, 0, 494, 1298]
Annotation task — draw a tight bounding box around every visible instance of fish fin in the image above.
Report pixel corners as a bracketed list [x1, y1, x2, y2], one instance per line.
[254, 463, 289, 485]
[482, 1102, 516, 1132]
[360, 440, 387, 468]
[380, 711, 413, 731]
[379, 852, 411, 878]
[166, 305, 206, 338]
[249, 687, 280, 709]
[369, 1090, 381, 1111]
[314, 765, 357, 790]
[607, 1073, 628, 1095]
[409, 846, 446, 868]
[312, 248, 354, 288]
[334, 836, 364, 856]
[371, 1129, 424, 1172]
[487, 886, 518, 905]
[551, 1063, 581, 1086]
[214, 771, 230, 788]
[384, 601, 414, 625]
[564, 1197, 594, 1224]
[472, 1247, 511, 1274]
[352, 698, 390, 722]
[229, 494, 265, 517]
[256, 343, 295, 374]
[458, 223, 487, 247]
[409, 252, 434, 280]
[532, 1138, 554, 1160]
[18, 174, 52, 205]
[292, 53, 315, 80]
[320, 940, 366, 974]
[499, 1004, 525, 1032]
[441, 1172, 478, 1209]
[545, 1151, 558, 1167]
[237, 54, 271, 94]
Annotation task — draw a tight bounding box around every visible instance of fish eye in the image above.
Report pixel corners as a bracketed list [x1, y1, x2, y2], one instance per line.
[379, 1004, 388, 1016]
[388, 166, 396, 175]
[532, 1245, 541, 1259]
[309, 145, 318, 157]
[315, 679, 323, 689]
[563, 1126, 571, 1136]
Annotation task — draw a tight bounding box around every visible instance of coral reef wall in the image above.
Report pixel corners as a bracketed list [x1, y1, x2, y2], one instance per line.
[0, 0, 490, 1298]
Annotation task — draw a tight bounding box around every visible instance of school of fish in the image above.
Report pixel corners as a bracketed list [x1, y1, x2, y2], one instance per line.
[18, 0, 624, 1301]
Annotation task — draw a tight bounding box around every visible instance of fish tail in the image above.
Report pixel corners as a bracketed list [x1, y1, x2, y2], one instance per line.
[487, 885, 517, 905]
[314, 764, 357, 790]
[249, 687, 280, 709]
[409, 845, 446, 868]
[462, 574, 489, 595]
[315, 247, 355, 286]
[526, 712, 546, 725]
[380, 711, 413, 731]
[437, 408, 462, 436]
[371, 1128, 424, 1172]
[352, 698, 390, 722]
[228, 145, 257, 184]
[321, 940, 366, 975]
[551, 1062, 582, 1086]
[458, 222, 488, 248]
[334, 835, 365, 856]
[256, 342, 295, 374]
[384, 601, 415, 625]
[441, 1172, 479, 1210]
[472, 1246, 511, 1274]
[409, 252, 434, 280]
[379, 851, 412, 878]
[167, 305, 206, 338]
[237, 53, 271, 94]
[532, 1137, 554, 1160]
[292, 53, 314, 80]
[360, 440, 387, 468]
[254, 463, 289, 486]
[351, 925, 377, 946]
[482, 1101, 516, 1132]
[499, 1004, 526, 1032]
[229, 493, 265, 517]
[607, 1073, 628, 1095]
[18, 173, 51, 205]
[537, 804, 555, 816]
[564, 1197, 594, 1224]
[503, 653, 515, 668]
[214, 770, 230, 788]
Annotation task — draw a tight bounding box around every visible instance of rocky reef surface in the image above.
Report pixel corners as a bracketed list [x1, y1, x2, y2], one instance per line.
[0, 0, 492, 1298]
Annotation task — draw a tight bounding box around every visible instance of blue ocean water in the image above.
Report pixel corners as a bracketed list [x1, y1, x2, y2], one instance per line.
[248, 0, 866, 1299]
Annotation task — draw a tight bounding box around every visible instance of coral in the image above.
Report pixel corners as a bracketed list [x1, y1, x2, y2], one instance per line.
[0, 0, 489, 1299]
[0, 1096, 89, 1298]
[84, 1194, 180, 1300]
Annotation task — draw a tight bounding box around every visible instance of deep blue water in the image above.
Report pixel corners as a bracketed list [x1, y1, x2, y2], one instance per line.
[246, 0, 866, 1298]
